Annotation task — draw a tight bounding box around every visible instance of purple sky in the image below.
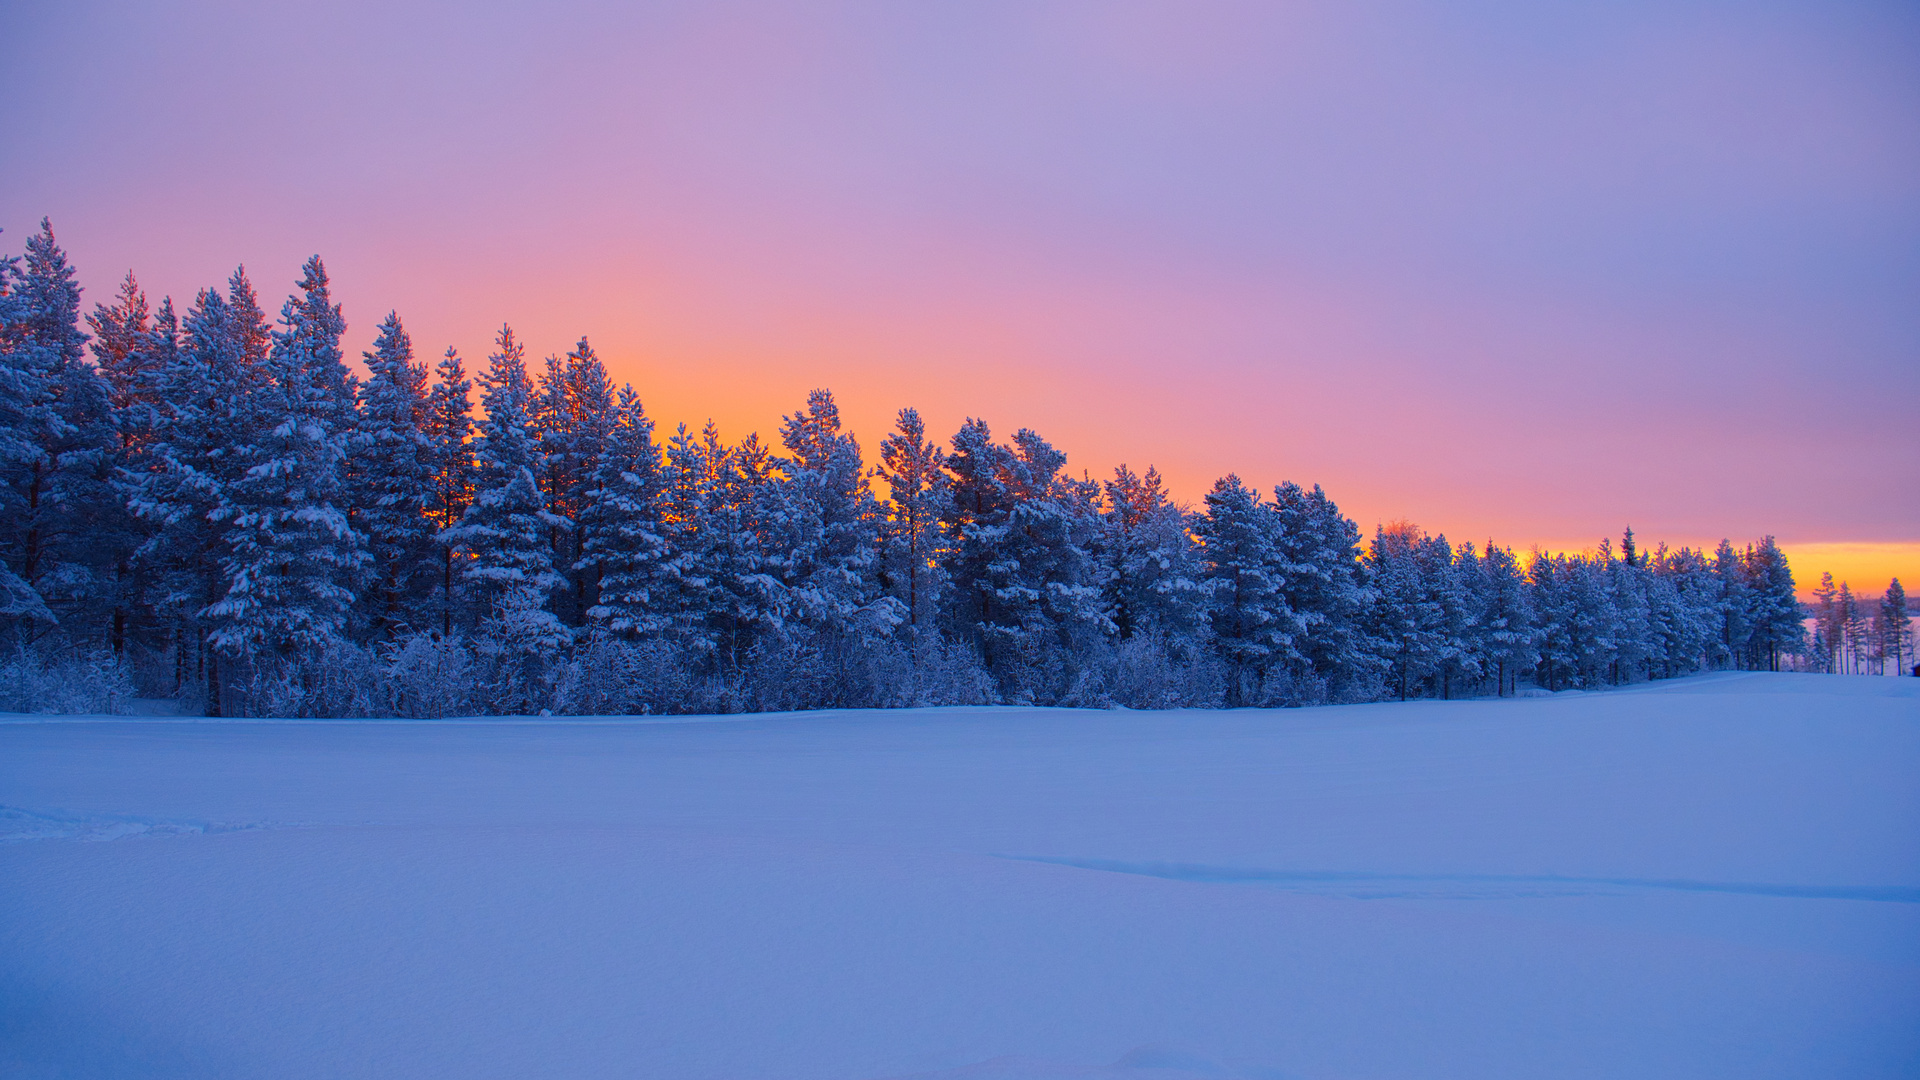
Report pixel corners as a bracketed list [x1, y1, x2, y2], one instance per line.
[5, 2, 1916, 586]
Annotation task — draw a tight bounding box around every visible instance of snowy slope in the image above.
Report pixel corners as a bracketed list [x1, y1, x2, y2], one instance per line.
[1, 672, 1916, 1079]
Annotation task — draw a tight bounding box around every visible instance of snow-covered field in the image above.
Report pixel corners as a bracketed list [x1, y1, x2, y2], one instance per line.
[2, 673, 1916, 1080]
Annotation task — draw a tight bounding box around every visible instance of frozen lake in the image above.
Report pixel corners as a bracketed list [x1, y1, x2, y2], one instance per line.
[3, 672, 1917, 1078]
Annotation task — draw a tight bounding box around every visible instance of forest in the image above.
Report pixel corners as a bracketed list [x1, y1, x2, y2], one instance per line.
[1, 221, 1882, 717]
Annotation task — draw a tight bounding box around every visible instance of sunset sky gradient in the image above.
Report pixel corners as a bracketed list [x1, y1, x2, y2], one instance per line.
[5, 1, 1916, 593]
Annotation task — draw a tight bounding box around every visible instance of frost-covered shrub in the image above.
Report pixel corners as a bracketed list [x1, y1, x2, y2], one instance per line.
[1059, 636, 1226, 710]
[914, 637, 998, 706]
[230, 642, 386, 718]
[0, 648, 136, 714]
[385, 633, 481, 718]
[553, 637, 713, 716]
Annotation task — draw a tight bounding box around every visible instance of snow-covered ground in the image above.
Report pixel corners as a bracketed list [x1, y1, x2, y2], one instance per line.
[2, 672, 1916, 1079]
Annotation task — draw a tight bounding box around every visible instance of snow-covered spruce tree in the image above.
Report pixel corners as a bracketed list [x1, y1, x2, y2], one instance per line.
[354, 312, 436, 643]
[534, 338, 615, 626]
[0, 221, 120, 650]
[1365, 523, 1451, 700]
[1195, 475, 1303, 707]
[1561, 548, 1620, 688]
[1439, 540, 1487, 697]
[1742, 536, 1802, 672]
[940, 420, 1105, 702]
[203, 258, 368, 707]
[700, 423, 787, 684]
[87, 273, 185, 659]
[442, 325, 569, 709]
[582, 384, 669, 639]
[773, 390, 893, 646]
[1476, 542, 1539, 695]
[0, 235, 61, 640]
[423, 347, 475, 636]
[1101, 464, 1205, 648]
[1707, 539, 1753, 670]
[653, 423, 722, 664]
[1270, 481, 1378, 699]
[875, 406, 951, 638]
[1608, 538, 1654, 683]
[1651, 544, 1720, 677]
[126, 270, 274, 709]
[1410, 533, 1475, 699]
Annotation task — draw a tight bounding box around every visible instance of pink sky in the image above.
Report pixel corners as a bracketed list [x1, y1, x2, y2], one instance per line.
[4, 2, 1915, 593]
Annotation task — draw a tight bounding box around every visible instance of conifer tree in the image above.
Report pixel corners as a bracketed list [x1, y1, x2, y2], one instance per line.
[775, 389, 888, 641]
[1709, 539, 1753, 670]
[1271, 481, 1375, 695]
[86, 272, 176, 653]
[127, 269, 275, 709]
[443, 325, 569, 666]
[1100, 465, 1204, 647]
[941, 421, 1104, 695]
[424, 347, 474, 635]
[582, 385, 669, 639]
[1880, 578, 1910, 676]
[204, 259, 367, 682]
[0, 221, 118, 645]
[1196, 475, 1301, 706]
[1477, 542, 1539, 695]
[534, 338, 614, 623]
[1742, 536, 1802, 672]
[356, 312, 435, 642]
[875, 407, 950, 636]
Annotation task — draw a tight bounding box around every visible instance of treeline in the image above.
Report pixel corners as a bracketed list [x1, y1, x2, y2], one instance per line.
[1, 222, 1816, 716]
[1806, 575, 1912, 676]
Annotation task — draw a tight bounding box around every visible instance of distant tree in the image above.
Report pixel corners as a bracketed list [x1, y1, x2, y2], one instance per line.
[1880, 578, 1910, 676]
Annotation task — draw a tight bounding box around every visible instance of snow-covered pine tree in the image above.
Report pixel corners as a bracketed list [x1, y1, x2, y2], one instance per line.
[203, 258, 368, 693]
[127, 270, 275, 709]
[1742, 536, 1802, 672]
[442, 325, 569, 701]
[704, 423, 787, 678]
[86, 271, 177, 654]
[534, 338, 614, 625]
[1477, 542, 1539, 695]
[1100, 465, 1204, 648]
[774, 389, 890, 645]
[1561, 546, 1620, 688]
[355, 312, 435, 643]
[1196, 475, 1302, 707]
[1366, 522, 1447, 700]
[1270, 481, 1375, 697]
[424, 347, 475, 636]
[581, 384, 669, 639]
[1605, 538, 1653, 683]
[1708, 539, 1753, 670]
[654, 423, 721, 661]
[941, 420, 1105, 699]
[1439, 540, 1486, 697]
[0, 220, 119, 647]
[875, 407, 950, 637]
